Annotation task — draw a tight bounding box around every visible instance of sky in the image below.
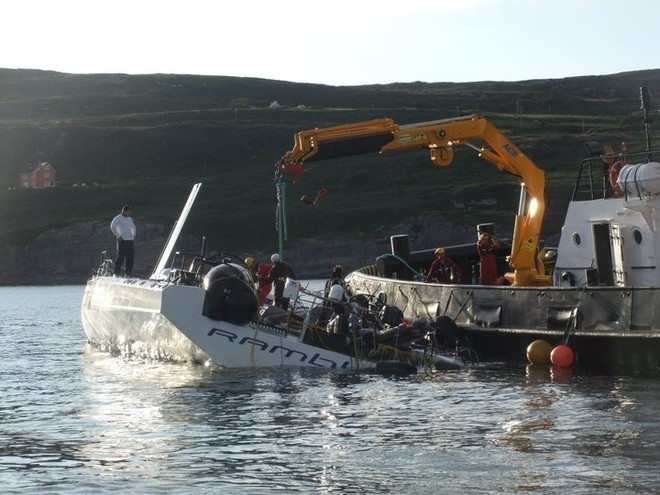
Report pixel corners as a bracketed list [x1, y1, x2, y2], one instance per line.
[3, 0, 659, 86]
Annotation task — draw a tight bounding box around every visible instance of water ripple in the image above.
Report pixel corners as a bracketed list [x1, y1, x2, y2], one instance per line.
[2, 287, 660, 493]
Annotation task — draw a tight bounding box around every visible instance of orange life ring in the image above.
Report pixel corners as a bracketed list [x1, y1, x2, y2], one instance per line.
[609, 160, 625, 197]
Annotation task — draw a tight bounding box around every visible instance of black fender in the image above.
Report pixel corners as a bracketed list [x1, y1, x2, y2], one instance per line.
[202, 264, 258, 325]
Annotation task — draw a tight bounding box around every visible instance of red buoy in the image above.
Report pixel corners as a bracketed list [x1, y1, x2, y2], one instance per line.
[550, 344, 574, 367]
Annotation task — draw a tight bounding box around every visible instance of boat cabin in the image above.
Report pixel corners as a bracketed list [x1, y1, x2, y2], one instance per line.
[554, 146, 660, 288]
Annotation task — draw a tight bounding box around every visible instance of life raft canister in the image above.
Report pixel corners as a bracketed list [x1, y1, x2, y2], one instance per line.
[609, 160, 626, 197]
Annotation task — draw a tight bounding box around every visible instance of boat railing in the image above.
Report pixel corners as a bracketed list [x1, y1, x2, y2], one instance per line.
[571, 148, 660, 201]
[95, 251, 114, 277]
[159, 252, 205, 285]
[163, 251, 251, 285]
[277, 284, 369, 340]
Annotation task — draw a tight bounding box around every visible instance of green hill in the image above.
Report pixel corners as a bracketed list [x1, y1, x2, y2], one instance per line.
[1, 68, 659, 280]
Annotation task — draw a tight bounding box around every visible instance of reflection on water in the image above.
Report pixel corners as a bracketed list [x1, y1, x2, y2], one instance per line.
[1, 286, 660, 493]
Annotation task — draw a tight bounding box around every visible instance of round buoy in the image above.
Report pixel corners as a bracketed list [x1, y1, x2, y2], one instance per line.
[526, 339, 553, 364]
[550, 344, 574, 367]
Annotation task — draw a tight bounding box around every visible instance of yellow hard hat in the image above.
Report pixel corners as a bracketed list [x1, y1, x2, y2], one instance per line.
[244, 256, 255, 268]
[435, 247, 445, 255]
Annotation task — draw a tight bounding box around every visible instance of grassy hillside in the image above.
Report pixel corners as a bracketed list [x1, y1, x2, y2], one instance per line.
[1, 68, 659, 256]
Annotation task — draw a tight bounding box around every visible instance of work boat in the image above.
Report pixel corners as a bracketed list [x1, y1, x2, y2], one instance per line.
[81, 184, 471, 373]
[276, 110, 660, 371]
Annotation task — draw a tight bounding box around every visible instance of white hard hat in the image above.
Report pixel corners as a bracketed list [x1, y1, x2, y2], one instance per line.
[271, 253, 280, 263]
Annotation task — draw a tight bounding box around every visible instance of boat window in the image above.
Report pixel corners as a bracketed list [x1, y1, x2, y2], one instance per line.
[560, 272, 575, 287]
[572, 233, 582, 246]
[633, 229, 643, 245]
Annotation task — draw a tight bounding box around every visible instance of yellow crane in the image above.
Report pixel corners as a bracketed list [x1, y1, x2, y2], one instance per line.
[277, 114, 550, 287]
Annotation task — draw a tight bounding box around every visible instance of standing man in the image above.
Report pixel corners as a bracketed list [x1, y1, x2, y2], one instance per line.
[324, 265, 348, 315]
[110, 205, 136, 277]
[245, 256, 274, 306]
[255, 259, 274, 306]
[324, 264, 346, 299]
[476, 231, 503, 285]
[267, 253, 296, 310]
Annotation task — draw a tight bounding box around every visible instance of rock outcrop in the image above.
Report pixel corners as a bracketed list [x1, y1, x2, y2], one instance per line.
[0, 213, 481, 285]
[0, 221, 186, 285]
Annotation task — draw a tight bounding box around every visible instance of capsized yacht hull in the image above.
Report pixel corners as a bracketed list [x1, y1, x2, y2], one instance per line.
[82, 275, 468, 371]
[82, 276, 372, 369]
[80, 183, 467, 373]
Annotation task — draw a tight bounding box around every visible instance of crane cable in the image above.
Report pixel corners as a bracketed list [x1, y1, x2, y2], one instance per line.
[275, 177, 288, 257]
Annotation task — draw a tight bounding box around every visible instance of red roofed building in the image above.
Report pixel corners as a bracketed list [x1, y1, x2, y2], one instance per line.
[19, 162, 57, 189]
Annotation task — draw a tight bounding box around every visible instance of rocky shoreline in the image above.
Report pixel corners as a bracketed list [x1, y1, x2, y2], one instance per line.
[0, 214, 482, 286]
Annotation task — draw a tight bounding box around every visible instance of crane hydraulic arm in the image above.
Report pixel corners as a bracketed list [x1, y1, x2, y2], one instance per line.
[277, 114, 550, 287]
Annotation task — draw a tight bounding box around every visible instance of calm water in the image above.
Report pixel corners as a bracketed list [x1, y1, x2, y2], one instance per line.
[1, 285, 660, 494]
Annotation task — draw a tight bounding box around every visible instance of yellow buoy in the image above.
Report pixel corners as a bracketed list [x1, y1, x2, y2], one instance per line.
[526, 339, 553, 364]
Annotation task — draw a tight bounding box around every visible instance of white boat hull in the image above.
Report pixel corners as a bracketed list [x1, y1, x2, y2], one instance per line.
[81, 276, 375, 370]
[81, 277, 209, 363]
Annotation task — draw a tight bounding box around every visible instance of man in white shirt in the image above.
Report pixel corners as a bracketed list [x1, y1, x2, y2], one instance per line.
[110, 205, 136, 276]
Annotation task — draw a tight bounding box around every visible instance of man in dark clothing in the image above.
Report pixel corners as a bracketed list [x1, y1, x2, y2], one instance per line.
[324, 265, 345, 298]
[324, 265, 348, 315]
[268, 253, 296, 310]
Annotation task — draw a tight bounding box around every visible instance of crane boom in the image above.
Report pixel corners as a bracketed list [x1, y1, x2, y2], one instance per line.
[277, 114, 550, 286]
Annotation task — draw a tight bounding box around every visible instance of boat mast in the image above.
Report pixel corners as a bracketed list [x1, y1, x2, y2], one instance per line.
[640, 85, 653, 162]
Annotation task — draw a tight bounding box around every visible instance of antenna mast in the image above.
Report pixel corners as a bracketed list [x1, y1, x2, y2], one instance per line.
[640, 85, 653, 161]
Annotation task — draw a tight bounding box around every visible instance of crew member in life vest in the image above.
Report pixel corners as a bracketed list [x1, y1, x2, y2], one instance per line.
[267, 253, 296, 310]
[255, 259, 274, 306]
[245, 257, 273, 306]
[427, 247, 462, 284]
[477, 231, 504, 285]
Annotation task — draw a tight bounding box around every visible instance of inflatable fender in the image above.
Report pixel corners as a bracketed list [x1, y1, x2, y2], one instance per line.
[203, 264, 258, 325]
